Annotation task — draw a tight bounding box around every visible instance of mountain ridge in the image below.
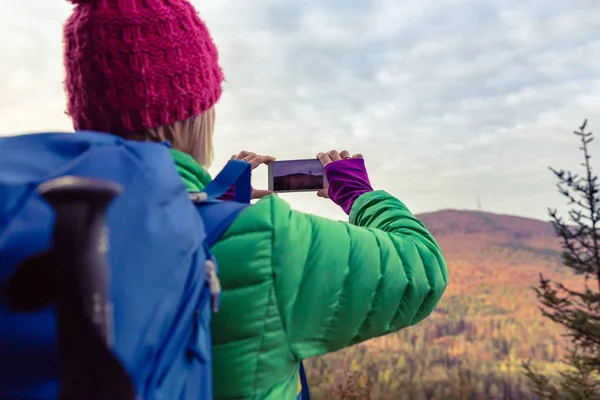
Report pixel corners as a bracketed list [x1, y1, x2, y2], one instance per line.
[417, 208, 551, 223]
[415, 209, 555, 238]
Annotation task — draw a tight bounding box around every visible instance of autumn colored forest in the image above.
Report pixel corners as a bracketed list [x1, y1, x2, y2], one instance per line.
[305, 209, 573, 400]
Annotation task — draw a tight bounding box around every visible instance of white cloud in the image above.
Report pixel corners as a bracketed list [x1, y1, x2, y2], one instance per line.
[1, 0, 599, 220]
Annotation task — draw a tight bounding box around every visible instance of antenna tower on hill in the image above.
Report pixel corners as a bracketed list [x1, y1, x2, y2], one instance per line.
[477, 197, 482, 211]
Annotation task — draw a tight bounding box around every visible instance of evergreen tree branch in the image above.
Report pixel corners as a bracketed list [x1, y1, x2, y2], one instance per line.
[523, 120, 600, 398]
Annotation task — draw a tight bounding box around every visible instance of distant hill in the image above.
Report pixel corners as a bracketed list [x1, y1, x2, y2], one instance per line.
[416, 209, 555, 238]
[306, 209, 572, 400]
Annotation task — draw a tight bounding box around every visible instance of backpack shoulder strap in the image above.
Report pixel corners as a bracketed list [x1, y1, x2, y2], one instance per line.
[190, 159, 253, 246]
[196, 201, 249, 247]
[202, 159, 252, 203]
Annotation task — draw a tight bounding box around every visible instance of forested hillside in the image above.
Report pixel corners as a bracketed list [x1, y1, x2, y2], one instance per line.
[305, 209, 573, 400]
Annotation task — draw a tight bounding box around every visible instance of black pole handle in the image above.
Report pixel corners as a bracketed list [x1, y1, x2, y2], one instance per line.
[7, 176, 134, 400]
[37, 176, 122, 347]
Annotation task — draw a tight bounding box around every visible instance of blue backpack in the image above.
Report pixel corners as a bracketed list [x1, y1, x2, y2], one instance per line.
[0, 131, 252, 399]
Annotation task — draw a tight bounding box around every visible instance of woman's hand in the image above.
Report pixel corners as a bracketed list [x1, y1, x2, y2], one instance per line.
[315, 150, 363, 199]
[231, 151, 275, 199]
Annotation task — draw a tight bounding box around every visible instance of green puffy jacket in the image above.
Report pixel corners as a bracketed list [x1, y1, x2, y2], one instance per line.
[171, 149, 448, 400]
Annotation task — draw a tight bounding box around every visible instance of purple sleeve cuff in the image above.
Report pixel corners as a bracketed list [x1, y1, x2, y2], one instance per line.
[324, 158, 373, 215]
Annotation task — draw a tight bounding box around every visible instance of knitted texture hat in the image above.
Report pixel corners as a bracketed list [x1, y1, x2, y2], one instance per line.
[63, 0, 224, 134]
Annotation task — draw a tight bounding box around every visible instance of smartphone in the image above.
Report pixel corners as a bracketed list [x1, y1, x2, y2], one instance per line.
[268, 159, 328, 193]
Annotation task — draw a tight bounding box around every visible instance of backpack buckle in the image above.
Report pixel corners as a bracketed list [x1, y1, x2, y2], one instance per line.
[189, 192, 208, 203]
[205, 259, 221, 312]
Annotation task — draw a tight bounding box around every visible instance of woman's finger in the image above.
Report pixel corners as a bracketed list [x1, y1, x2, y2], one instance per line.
[352, 153, 363, 159]
[339, 150, 351, 159]
[317, 152, 333, 166]
[234, 151, 254, 161]
[316, 188, 329, 199]
[249, 155, 276, 169]
[242, 152, 256, 162]
[328, 150, 341, 161]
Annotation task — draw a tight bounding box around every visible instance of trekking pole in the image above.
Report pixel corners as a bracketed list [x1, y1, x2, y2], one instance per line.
[7, 176, 135, 400]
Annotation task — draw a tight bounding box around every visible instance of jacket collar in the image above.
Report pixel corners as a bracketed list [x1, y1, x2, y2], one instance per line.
[169, 149, 211, 192]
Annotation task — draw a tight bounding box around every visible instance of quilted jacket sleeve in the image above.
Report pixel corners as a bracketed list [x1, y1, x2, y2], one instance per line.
[270, 190, 448, 359]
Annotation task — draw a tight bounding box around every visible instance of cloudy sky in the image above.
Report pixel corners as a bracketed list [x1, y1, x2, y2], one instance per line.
[1, 0, 599, 221]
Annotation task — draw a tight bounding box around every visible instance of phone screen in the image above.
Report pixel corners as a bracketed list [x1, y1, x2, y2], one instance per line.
[268, 159, 328, 192]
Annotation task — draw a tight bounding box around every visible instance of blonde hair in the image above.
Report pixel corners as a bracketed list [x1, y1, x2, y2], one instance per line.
[123, 107, 215, 168]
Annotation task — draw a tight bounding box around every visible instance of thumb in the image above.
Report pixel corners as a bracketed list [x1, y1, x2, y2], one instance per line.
[316, 188, 329, 199]
[251, 189, 273, 199]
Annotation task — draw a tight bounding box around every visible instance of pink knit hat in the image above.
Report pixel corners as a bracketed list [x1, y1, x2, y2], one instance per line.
[63, 0, 224, 134]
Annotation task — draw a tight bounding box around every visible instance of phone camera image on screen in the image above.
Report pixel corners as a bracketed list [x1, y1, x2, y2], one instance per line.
[268, 159, 327, 193]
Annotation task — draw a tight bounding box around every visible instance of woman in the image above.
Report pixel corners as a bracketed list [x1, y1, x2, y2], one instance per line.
[63, 0, 448, 399]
